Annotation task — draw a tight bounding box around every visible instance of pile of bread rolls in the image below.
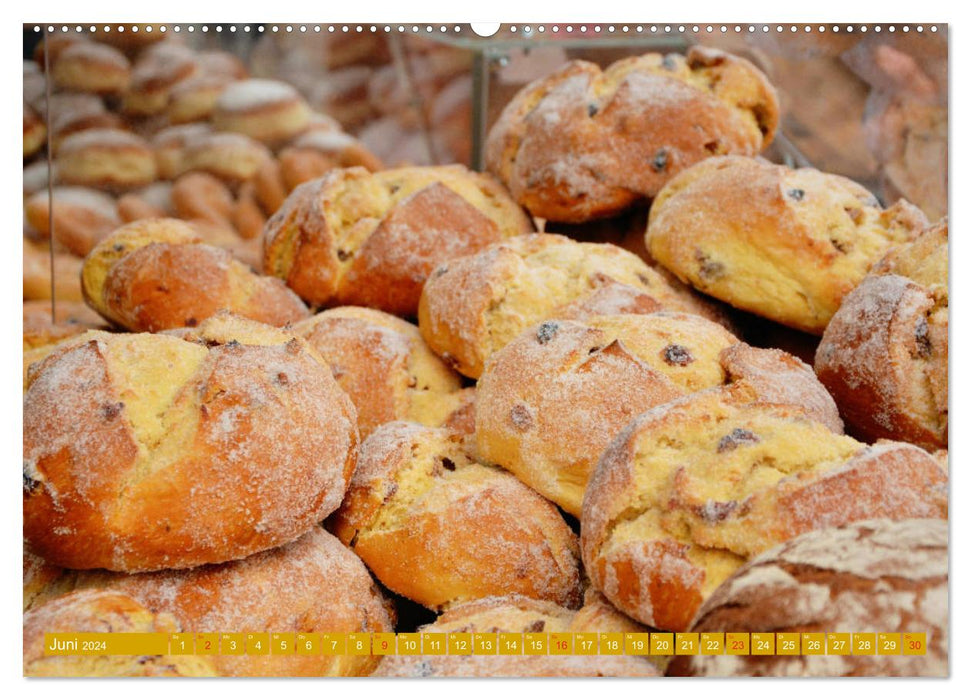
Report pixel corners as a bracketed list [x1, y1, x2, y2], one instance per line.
[24, 32, 948, 679]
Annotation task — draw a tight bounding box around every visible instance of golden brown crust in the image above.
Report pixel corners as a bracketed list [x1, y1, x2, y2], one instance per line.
[581, 388, 947, 632]
[74, 528, 394, 677]
[816, 220, 948, 449]
[486, 47, 779, 223]
[212, 79, 312, 146]
[57, 128, 157, 191]
[263, 165, 534, 315]
[23, 300, 106, 351]
[52, 42, 131, 95]
[667, 519, 948, 677]
[123, 42, 199, 117]
[293, 307, 463, 437]
[646, 156, 929, 333]
[24, 589, 217, 677]
[23, 237, 85, 302]
[24, 187, 121, 257]
[81, 218, 309, 331]
[418, 233, 734, 379]
[329, 422, 582, 611]
[179, 132, 274, 185]
[23, 317, 358, 572]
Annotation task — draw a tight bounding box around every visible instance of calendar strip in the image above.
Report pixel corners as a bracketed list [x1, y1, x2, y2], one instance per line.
[43, 631, 928, 657]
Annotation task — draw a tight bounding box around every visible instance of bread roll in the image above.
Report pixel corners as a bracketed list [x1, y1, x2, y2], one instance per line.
[330, 422, 582, 611]
[486, 46, 779, 223]
[123, 41, 199, 117]
[179, 131, 273, 184]
[152, 123, 212, 180]
[667, 519, 947, 677]
[23, 300, 106, 351]
[52, 41, 131, 95]
[23, 237, 84, 302]
[23, 314, 358, 571]
[74, 528, 394, 677]
[57, 128, 157, 191]
[24, 187, 121, 257]
[582, 386, 948, 632]
[816, 220, 948, 449]
[293, 307, 464, 437]
[418, 233, 731, 378]
[81, 218, 309, 331]
[646, 155, 929, 333]
[476, 313, 841, 517]
[263, 165, 534, 315]
[212, 79, 312, 146]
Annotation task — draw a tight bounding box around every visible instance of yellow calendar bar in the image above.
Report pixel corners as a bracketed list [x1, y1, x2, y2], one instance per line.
[40, 631, 926, 656]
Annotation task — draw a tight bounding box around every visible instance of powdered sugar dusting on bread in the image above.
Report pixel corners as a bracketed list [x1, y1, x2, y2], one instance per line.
[217, 79, 301, 112]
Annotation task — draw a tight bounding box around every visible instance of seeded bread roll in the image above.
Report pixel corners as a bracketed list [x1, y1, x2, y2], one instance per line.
[418, 233, 731, 378]
[667, 519, 948, 677]
[24, 589, 217, 677]
[816, 220, 948, 449]
[24, 187, 121, 257]
[52, 42, 131, 95]
[374, 595, 658, 677]
[74, 528, 394, 677]
[646, 156, 929, 333]
[212, 79, 312, 146]
[581, 387, 948, 632]
[23, 314, 358, 571]
[81, 218, 309, 331]
[57, 128, 157, 191]
[486, 46, 779, 223]
[476, 312, 841, 517]
[263, 165, 534, 315]
[330, 422, 582, 611]
[293, 307, 465, 437]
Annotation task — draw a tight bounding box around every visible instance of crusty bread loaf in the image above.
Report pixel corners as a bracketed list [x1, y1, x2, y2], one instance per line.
[263, 165, 534, 316]
[374, 594, 658, 677]
[486, 46, 779, 223]
[582, 387, 948, 632]
[476, 312, 841, 517]
[816, 220, 948, 449]
[24, 589, 217, 677]
[330, 422, 582, 611]
[646, 155, 929, 333]
[418, 233, 732, 379]
[74, 528, 394, 677]
[667, 519, 948, 677]
[23, 314, 358, 571]
[81, 218, 309, 331]
[293, 307, 465, 437]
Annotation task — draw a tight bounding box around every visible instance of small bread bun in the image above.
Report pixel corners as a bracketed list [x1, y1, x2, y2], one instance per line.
[23, 237, 84, 302]
[286, 128, 384, 173]
[23, 314, 358, 571]
[24, 187, 121, 257]
[151, 123, 212, 180]
[252, 157, 289, 216]
[293, 307, 464, 437]
[43, 94, 123, 153]
[33, 34, 86, 71]
[179, 131, 273, 184]
[81, 218, 309, 331]
[646, 155, 929, 333]
[117, 182, 174, 222]
[667, 519, 948, 677]
[52, 42, 131, 95]
[264, 165, 534, 315]
[374, 595, 658, 677]
[232, 181, 267, 240]
[23, 103, 45, 158]
[74, 528, 394, 677]
[123, 42, 199, 116]
[170, 171, 235, 227]
[330, 422, 582, 611]
[24, 590, 217, 677]
[816, 220, 948, 449]
[581, 387, 948, 632]
[213, 79, 312, 146]
[486, 47, 779, 223]
[418, 233, 731, 379]
[57, 128, 157, 191]
[167, 73, 233, 124]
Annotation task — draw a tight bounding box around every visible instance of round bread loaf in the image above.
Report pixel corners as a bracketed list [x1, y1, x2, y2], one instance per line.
[293, 307, 465, 437]
[374, 594, 658, 677]
[581, 386, 948, 632]
[418, 233, 731, 378]
[476, 312, 842, 517]
[74, 528, 394, 677]
[25, 187, 121, 257]
[330, 422, 582, 611]
[816, 220, 948, 449]
[57, 128, 157, 191]
[213, 79, 312, 146]
[667, 519, 948, 677]
[23, 314, 358, 571]
[486, 46, 779, 223]
[52, 41, 131, 95]
[81, 218, 309, 331]
[646, 155, 929, 333]
[263, 165, 534, 316]
[24, 589, 217, 677]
